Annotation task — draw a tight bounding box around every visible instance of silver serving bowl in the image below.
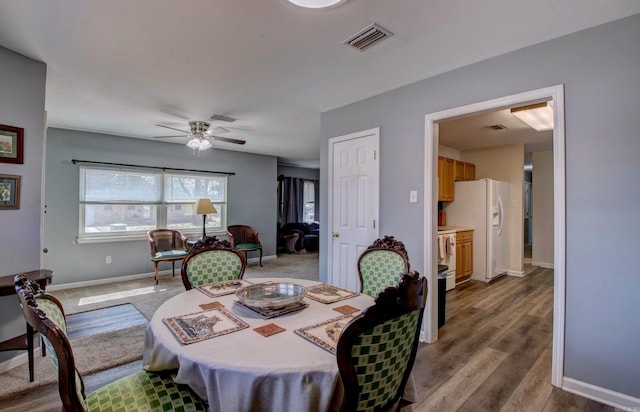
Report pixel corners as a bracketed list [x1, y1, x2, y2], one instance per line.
[236, 282, 306, 310]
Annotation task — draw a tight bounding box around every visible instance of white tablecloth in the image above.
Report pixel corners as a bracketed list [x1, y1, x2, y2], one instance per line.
[143, 277, 374, 412]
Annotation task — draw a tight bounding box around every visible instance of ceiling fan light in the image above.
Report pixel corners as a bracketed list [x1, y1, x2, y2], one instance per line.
[186, 137, 202, 150]
[198, 139, 212, 151]
[287, 0, 347, 9]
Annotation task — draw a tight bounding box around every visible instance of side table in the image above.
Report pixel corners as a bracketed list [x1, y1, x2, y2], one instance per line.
[0, 269, 54, 382]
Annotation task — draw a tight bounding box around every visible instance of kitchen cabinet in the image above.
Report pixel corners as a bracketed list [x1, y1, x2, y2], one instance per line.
[454, 160, 475, 181]
[455, 230, 473, 283]
[438, 156, 455, 202]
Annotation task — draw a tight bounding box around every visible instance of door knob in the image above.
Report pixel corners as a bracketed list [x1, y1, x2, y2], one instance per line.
[331, 232, 339, 238]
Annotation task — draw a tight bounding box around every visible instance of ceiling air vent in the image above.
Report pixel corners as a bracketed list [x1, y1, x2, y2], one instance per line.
[343, 23, 393, 51]
[488, 124, 509, 130]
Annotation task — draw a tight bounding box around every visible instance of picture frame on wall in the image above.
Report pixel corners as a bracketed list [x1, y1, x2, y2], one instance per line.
[0, 174, 21, 209]
[0, 124, 24, 164]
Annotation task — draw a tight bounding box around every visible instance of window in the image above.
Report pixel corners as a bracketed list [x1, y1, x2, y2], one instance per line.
[303, 180, 315, 223]
[79, 166, 227, 241]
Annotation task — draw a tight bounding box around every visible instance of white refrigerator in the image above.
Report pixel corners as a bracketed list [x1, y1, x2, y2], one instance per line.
[444, 178, 509, 282]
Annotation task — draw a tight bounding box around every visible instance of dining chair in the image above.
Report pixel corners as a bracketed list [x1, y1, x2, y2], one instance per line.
[181, 237, 246, 290]
[147, 229, 190, 285]
[13, 274, 207, 412]
[227, 224, 263, 267]
[357, 235, 410, 297]
[336, 270, 427, 412]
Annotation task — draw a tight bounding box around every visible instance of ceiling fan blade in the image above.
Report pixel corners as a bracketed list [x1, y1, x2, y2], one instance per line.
[153, 134, 186, 139]
[205, 126, 229, 135]
[156, 124, 190, 134]
[211, 136, 246, 145]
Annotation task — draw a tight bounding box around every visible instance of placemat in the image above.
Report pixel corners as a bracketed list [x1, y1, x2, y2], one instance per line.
[294, 314, 356, 354]
[235, 300, 308, 319]
[163, 307, 249, 345]
[197, 279, 252, 298]
[304, 283, 359, 304]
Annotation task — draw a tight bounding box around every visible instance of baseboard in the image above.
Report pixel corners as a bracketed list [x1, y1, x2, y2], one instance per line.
[532, 261, 554, 269]
[246, 254, 277, 265]
[508, 269, 525, 277]
[563, 377, 640, 411]
[46, 254, 278, 291]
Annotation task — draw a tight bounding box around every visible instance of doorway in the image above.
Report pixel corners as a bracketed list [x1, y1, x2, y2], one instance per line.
[423, 85, 565, 387]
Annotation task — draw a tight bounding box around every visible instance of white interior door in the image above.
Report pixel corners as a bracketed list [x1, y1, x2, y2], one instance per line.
[328, 128, 379, 292]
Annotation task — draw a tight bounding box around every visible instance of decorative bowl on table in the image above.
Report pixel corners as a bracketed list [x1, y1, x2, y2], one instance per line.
[235, 282, 306, 310]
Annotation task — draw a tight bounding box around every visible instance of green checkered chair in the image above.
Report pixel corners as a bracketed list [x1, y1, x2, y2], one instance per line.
[13, 274, 207, 412]
[357, 236, 410, 297]
[181, 241, 246, 290]
[336, 271, 427, 412]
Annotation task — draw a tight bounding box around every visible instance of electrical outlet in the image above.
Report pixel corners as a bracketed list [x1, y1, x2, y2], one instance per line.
[409, 190, 418, 203]
[106, 256, 112, 264]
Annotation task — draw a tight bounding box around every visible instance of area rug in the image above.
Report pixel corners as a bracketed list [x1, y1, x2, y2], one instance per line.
[66, 303, 148, 340]
[0, 324, 146, 400]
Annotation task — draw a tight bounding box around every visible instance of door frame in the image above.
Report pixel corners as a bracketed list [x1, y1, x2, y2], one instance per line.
[327, 127, 380, 288]
[423, 85, 566, 387]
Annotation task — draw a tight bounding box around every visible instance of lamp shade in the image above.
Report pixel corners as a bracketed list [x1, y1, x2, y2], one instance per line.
[194, 198, 217, 215]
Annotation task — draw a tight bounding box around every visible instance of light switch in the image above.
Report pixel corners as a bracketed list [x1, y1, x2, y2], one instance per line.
[409, 190, 418, 203]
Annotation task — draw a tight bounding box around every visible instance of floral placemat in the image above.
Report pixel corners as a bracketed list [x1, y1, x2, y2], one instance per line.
[304, 284, 359, 304]
[294, 314, 356, 354]
[197, 279, 252, 298]
[163, 307, 249, 345]
[235, 300, 308, 319]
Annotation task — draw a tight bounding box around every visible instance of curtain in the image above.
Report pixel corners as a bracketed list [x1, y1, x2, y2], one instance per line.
[280, 176, 305, 225]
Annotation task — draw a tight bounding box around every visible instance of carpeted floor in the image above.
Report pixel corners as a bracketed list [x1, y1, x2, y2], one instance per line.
[0, 252, 319, 400]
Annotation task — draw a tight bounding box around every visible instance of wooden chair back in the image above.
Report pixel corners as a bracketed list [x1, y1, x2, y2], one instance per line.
[357, 236, 410, 297]
[14, 274, 87, 411]
[336, 271, 427, 412]
[181, 238, 246, 290]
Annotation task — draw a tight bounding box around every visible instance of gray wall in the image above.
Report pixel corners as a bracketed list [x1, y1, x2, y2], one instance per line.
[0, 47, 46, 361]
[44, 128, 278, 285]
[320, 14, 640, 398]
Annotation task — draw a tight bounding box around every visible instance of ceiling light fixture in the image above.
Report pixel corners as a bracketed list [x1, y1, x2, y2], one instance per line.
[510, 101, 554, 131]
[287, 0, 347, 9]
[186, 121, 213, 155]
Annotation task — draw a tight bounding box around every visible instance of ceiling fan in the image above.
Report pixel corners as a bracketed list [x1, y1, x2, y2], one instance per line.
[154, 119, 246, 153]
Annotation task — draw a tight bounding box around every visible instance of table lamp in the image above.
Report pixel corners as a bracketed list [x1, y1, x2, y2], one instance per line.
[194, 198, 217, 239]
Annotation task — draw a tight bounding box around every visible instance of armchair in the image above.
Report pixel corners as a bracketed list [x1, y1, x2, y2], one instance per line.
[227, 225, 263, 267]
[147, 229, 189, 285]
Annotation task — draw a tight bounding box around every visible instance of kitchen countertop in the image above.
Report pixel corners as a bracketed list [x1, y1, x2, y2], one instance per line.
[438, 226, 474, 234]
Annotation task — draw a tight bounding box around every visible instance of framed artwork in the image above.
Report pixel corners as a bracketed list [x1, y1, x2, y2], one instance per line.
[0, 124, 24, 164]
[0, 174, 21, 209]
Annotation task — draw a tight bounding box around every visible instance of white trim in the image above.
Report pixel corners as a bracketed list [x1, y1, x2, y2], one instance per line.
[532, 261, 554, 269]
[507, 270, 525, 277]
[423, 85, 566, 388]
[46, 255, 277, 291]
[562, 377, 640, 411]
[327, 128, 380, 287]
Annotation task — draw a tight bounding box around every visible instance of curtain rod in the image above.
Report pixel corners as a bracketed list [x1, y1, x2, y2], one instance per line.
[71, 159, 235, 176]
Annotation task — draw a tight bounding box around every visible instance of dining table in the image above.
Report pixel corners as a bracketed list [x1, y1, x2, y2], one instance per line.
[143, 277, 389, 412]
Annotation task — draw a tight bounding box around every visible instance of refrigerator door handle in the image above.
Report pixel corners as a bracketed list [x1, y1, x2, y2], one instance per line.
[496, 197, 504, 235]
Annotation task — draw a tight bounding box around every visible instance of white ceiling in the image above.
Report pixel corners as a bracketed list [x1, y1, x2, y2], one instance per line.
[1, 1, 638, 168]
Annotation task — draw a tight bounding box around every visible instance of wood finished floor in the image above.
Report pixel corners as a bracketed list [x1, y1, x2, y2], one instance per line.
[1, 266, 615, 411]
